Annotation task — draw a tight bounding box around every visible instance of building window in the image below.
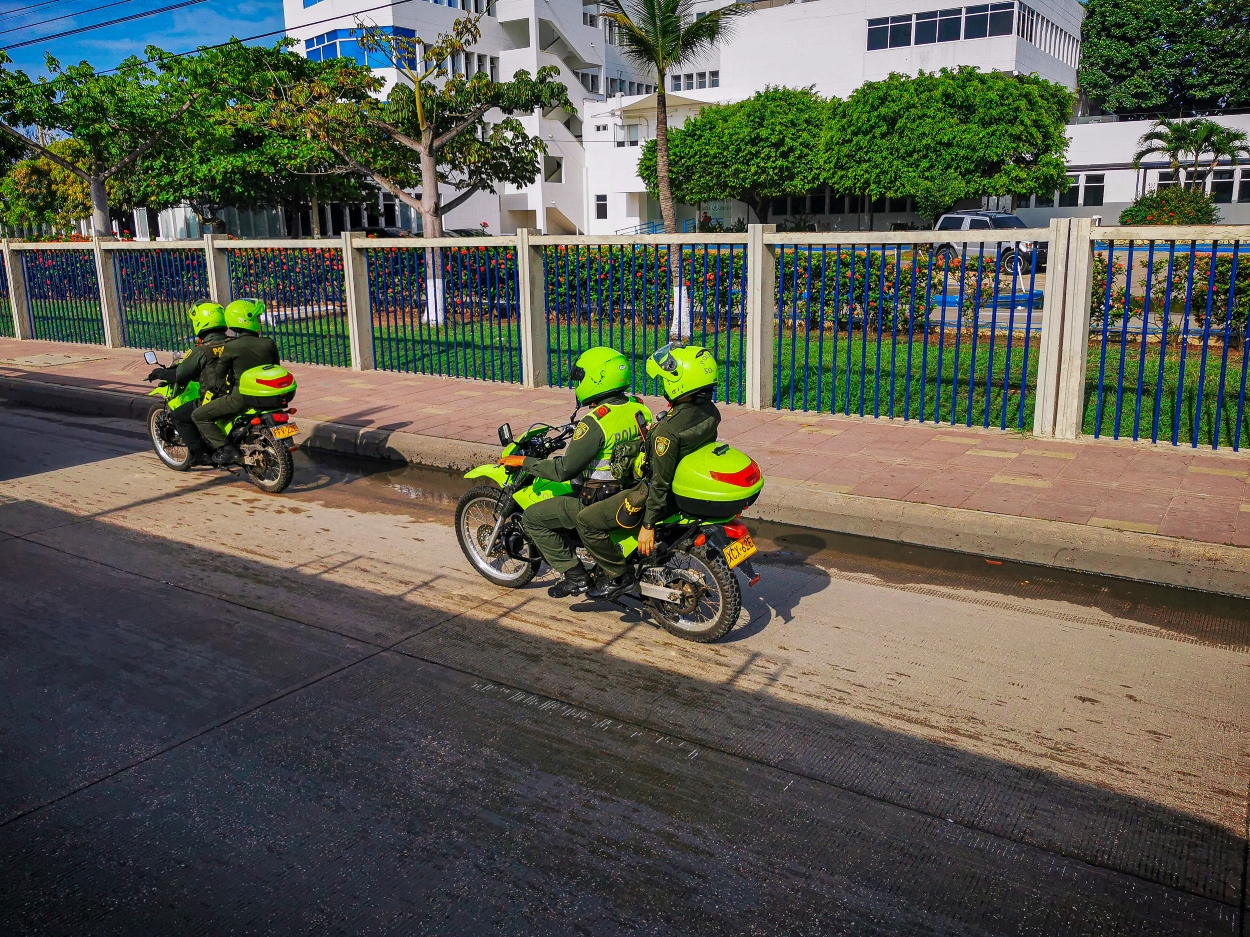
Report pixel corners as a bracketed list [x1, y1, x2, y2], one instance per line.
[988, 2, 1014, 35]
[1156, 170, 1178, 189]
[1082, 173, 1105, 207]
[684, 73, 694, 90]
[671, 75, 682, 92]
[914, 10, 938, 43]
[615, 124, 640, 147]
[889, 14, 913, 46]
[708, 71, 719, 87]
[697, 72, 707, 89]
[1211, 169, 1235, 204]
[596, 194, 608, 219]
[1057, 175, 1080, 207]
[582, 11, 598, 26]
[963, 4, 989, 39]
[866, 17, 889, 49]
[1238, 170, 1250, 203]
[789, 195, 806, 214]
[809, 190, 826, 214]
[595, 124, 607, 132]
[1034, 190, 1054, 208]
[771, 196, 788, 216]
[490, 57, 499, 81]
[605, 20, 619, 45]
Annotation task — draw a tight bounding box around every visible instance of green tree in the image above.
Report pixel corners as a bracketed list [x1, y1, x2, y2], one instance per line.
[825, 67, 1072, 223]
[1079, 0, 1250, 114]
[0, 138, 93, 233]
[601, 0, 751, 233]
[636, 86, 828, 224]
[1133, 117, 1250, 188]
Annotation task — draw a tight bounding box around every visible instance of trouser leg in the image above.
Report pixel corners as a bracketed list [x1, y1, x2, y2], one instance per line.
[576, 484, 646, 580]
[521, 495, 584, 574]
[192, 393, 245, 449]
[168, 401, 206, 451]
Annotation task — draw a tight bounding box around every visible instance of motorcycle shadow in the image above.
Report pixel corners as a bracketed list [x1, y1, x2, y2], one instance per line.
[721, 552, 833, 643]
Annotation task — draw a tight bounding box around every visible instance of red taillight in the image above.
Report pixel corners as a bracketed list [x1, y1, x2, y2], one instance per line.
[710, 460, 761, 488]
[272, 412, 289, 423]
[722, 519, 749, 540]
[250, 417, 262, 425]
[255, 374, 294, 389]
[693, 533, 707, 547]
[287, 408, 297, 414]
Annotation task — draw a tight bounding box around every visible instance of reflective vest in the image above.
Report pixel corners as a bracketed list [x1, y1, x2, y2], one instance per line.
[583, 397, 653, 482]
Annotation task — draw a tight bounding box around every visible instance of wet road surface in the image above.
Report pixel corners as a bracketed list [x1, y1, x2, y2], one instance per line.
[0, 404, 1247, 935]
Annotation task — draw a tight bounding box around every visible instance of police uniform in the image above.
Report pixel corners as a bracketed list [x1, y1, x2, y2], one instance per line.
[520, 394, 651, 574]
[576, 396, 721, 579]
[192, 332, 282, 449]
[149, 328, 230, 453]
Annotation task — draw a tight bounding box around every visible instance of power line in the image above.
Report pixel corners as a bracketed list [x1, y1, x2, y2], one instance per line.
[0, 0, 81, 25]
[1, 0, 206, 50]
[0, 0, 144, 37]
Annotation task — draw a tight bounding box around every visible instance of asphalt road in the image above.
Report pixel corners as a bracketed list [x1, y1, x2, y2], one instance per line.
[0, 404, 1247, 936]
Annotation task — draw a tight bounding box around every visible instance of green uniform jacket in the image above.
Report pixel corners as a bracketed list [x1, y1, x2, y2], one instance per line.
[211, 333, 281, 390]
[172, 330, 230, 393]
[641, 399, 721, 528]
[522, 393, 651, 483]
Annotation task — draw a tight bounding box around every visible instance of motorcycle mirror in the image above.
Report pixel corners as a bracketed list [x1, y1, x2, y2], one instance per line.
[171, 352, 183, 364]
[498, 423, 513, 447]
[143, 351, 158, 365]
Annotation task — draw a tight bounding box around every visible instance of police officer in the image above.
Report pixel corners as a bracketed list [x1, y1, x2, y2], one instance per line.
[578, 342, 721, 601]
[193, 298, 282, 466]
[144, 301, 230, 466]
[503, 346, 652, 598]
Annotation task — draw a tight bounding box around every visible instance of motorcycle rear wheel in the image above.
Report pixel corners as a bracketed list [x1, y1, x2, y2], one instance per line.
[644, 548, 741, 643]
[242, 430, 294, 493]
[455, 485, 540, 587]
[147, 404, 192, 471]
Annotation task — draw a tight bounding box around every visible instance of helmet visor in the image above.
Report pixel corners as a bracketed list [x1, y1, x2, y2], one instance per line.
[650, 340, 685, 375]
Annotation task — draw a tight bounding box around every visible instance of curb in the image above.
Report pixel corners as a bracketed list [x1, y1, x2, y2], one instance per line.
[4, 374, 1249, 599]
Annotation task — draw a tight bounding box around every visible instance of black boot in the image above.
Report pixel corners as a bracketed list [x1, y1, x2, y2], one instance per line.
[547, 565, 591, 598]
[586, 569, 636, 601]
[211, 444, 241, 467]
[186, 446, 212, 467]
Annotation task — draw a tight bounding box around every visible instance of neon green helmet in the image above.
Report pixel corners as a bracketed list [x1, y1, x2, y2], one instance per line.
[187, 301, 226, 336]
[224, 298, 265, 333]
[568, 346, 631, 404]
[646, 341, 718, 400]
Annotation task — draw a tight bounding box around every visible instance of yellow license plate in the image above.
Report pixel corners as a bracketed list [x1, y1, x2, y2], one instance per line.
[272, 423, 299, 439]
[723, 534, 757, 569]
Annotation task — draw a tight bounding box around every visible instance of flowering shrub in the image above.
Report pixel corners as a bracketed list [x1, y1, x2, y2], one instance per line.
[1118, 188, 1219, 226]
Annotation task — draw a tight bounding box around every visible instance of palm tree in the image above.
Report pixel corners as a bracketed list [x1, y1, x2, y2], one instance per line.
[1190, 123, 1250, 188]
[601, 0, 751, 233]
[1133, 117, 1207, 189]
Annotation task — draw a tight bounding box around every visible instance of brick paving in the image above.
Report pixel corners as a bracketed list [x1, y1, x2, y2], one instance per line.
[3, 337, 1249, 549]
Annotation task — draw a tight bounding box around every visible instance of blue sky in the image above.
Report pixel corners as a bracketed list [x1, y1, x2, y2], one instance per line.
[0, 0, 285, 75]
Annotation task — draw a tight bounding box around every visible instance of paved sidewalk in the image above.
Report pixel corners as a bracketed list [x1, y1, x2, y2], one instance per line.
[2, 337, 1249, 562]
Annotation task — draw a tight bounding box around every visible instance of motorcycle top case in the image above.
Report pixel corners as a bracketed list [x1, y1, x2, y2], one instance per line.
[238, 365, 297, 402]
[671, 442, 764, 518]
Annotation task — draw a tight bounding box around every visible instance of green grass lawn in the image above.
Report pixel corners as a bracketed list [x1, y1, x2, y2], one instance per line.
[29, 299, 105, 345]
[373, 317, 523, 383]
[0, 299, 14, 339]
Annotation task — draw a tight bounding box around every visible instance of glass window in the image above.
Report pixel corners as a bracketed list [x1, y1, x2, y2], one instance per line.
[672, 75, 682, 91]
[697, 72, 707, 89]
[627, 124, 640, 146]
[914, 10, 938, 43]
[684, 73, 694, 90]
[938, 7, 962, 40]
[809, 191, 826, 214]
[867, 17, 889, 50]
[790, 195, 807, 214]
[1239, 171, 1250, 203]
[991, 215, 1026, 228]
[828, 194, 846, 214]
[871, 195, 887, 212]
[596, 195, 608, 220]
[987, 1, 1014, 35]
[709, 71, 719, 87]
[771, 196, 788, 216]
[1057, 175, 1080, 207]
[490, 57, 499, 81]
[937, 215, 964, 230]
[1082, 173, 1105, 206]
[963, 4, 989, 39]
[968, 217, 991, 229]
[1156, 170, 1177, 188]
[1211, 169, 1235, 204]
[889, 14, 913, 46]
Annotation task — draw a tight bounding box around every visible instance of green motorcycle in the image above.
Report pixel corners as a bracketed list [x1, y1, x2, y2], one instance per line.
[142, 350, 300, 493]
[455, 418, 765, 643]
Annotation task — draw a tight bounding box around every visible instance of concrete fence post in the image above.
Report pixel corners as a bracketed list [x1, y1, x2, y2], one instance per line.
[1032, 218, 1094, 440]
[1, 239, 32, 340]
[341, 231, 375, 371]
[92, 238, 125, 348]
[203, 233, 232, 305]
[744, 223, 777, 410]
[516, 229, 549, 389]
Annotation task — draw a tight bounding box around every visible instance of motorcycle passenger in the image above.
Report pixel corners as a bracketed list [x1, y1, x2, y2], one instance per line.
[504, 347, 652, 599]
[144, 301, 230, 466]
[193, 298, 281, 467]
[578, 342, 721, 601]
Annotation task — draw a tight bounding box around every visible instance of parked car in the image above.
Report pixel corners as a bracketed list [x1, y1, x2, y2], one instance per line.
[932, 211, 1046, 273]
[443, 227, 493, 237]
[357, 226, 415, 238]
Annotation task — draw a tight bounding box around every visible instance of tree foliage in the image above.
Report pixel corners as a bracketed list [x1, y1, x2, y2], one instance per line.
[1079, 0, 1250, 114]
[1118, 186, 1220, 225]
[636, 86, 828, 223]
[0, 138, 92, 232]
[825, 67, 1073, 221]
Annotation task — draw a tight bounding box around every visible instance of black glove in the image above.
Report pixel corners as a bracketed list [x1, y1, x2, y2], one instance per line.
[147, 366, 175, 383]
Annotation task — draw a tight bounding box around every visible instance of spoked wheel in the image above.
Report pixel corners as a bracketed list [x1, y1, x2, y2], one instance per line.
[455, 486, 540, 587]
[147, 404, 192, 471]
[242, 430, 295, 493]
[643, 548, 741, 643]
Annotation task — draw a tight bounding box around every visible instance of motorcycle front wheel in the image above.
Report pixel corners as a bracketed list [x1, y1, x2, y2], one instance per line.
[643, 548, 741, 643]
[455, 485, 541, 587]
[242, 430, 294, 493]
[147, 404, 192, 471]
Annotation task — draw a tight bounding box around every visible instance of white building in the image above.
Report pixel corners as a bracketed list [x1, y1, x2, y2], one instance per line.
[272, 0, 1250, 238]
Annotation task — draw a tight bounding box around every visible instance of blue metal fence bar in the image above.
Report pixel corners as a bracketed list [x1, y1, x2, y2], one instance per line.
[114, 249, 209, 351]
[1171, 246, 1198, 446]
[21, 248, 104, 345]
[0, 254, 12, 339]
[1211, 241, 1239, 449]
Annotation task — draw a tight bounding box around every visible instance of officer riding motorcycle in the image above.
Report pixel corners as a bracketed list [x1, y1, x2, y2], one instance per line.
[144, 301, 230, 466]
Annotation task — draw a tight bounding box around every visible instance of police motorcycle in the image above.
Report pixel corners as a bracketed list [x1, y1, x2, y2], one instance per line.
[454, 388, 766, 644]
[142, 350, 300, 494]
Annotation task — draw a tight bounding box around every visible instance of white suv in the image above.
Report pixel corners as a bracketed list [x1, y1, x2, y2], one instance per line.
[933, 211, 1046, 273]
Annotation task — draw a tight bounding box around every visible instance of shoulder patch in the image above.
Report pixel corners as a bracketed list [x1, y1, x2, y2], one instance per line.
[212, 346, 224, 356]
[594, 405, 610, 418]
[653, 435, 671, 457]
[572, 422, 589, 441]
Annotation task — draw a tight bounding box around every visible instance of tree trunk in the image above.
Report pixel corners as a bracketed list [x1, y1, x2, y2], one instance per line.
[310, 180, 322, 237]
[655, 79, 676, 235]
[419, 131, 443, 238]
[89, 176, 111, 237]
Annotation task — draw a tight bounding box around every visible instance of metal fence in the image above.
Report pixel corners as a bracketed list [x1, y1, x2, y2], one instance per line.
[0, 258, 12, 339]
[541, 240, 748, 404]
[115, 248, 209, 351]
[226, 245, 351, 367]
[773, 235, 1044, 430]
[21, 248, 104, 344]
[368, 243, 523, 382]
[1088, 237, 1248, 450]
